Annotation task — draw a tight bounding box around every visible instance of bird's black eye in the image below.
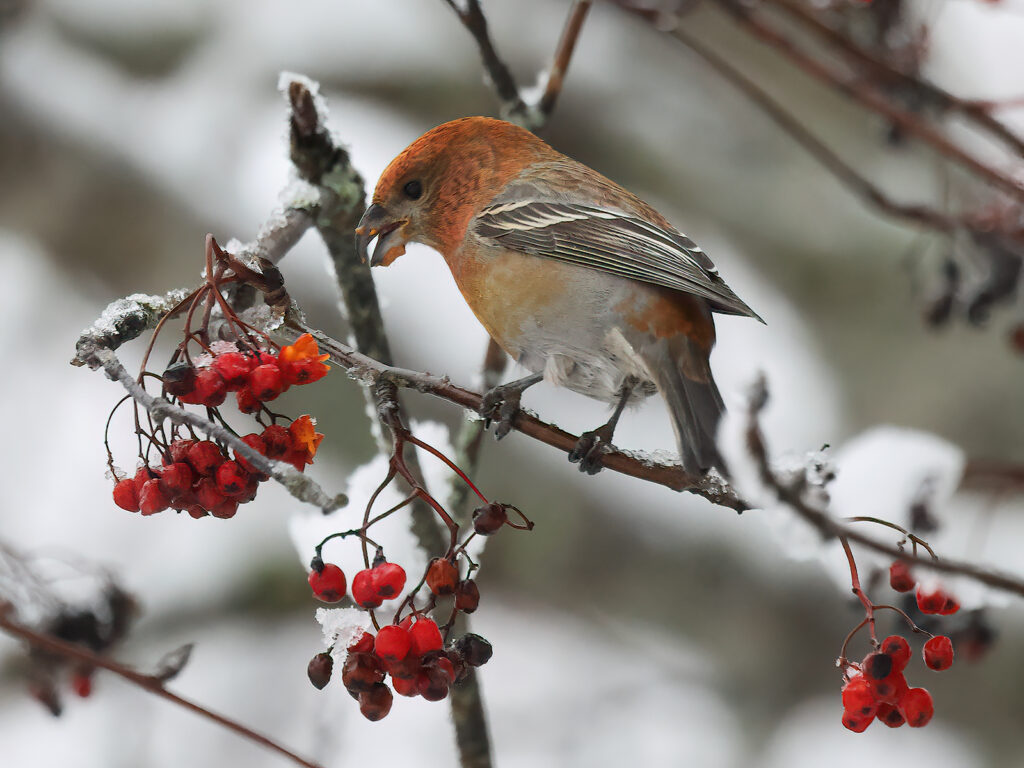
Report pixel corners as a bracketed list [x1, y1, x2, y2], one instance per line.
[403, 180, 423, 200]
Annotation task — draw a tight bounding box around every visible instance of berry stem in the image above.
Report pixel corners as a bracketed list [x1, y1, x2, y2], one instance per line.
[843, 516, 938, 559]
[405, 433, 489, 504]
[840, 535, 878, 645]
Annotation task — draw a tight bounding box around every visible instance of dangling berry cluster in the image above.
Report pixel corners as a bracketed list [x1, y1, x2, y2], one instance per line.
[307, 624, 493, 721]
[111, 416, 323, 519]
[840, 632, 954, 731]
[305, 502, 532, 721]
[890, 560, 961, 615]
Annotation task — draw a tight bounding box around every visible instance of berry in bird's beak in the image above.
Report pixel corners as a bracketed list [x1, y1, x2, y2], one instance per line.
[355, 204, 408, 267]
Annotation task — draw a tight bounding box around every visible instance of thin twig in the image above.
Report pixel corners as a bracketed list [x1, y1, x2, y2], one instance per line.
[537, 1, 594, 119]
[0, 609, 323, 768]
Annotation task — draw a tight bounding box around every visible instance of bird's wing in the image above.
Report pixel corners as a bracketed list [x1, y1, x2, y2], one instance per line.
[473, 198, 762, 321]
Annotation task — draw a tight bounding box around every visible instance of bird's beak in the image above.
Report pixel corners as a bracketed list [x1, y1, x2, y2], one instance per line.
[355, 204, 408, 267]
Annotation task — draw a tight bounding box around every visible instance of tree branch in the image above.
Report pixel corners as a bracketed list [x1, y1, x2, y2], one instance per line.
[0, 608, 323, 768]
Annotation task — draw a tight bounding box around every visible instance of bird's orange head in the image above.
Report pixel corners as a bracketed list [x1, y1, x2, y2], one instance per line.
[355, 117, 552, 266]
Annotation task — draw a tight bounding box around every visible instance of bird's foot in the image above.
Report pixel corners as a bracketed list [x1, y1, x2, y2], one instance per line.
[568, 424, 615, 475]
[479, 384, 526, 440]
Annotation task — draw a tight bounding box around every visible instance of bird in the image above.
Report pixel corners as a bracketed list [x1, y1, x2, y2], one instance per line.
[355, 117, 761, 476]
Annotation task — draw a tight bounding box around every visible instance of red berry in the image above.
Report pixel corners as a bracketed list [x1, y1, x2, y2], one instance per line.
[472, 502, 507, 536]
[132, 466, 154, 495]
[260, 425, 292, 458]
[236, 387, 261, 414]
[187, 441, 225, 476]
[307, 652, 333, 690]
[391, 674, 418, 697]
[358, 682, 393, 721]
[842, 711, 873, 732]
[876, 702, 906, 728]
[880, 635, 912, 671]
[869, 669, 909, 706]
[211, 352, 254, 389]
[889, 561, 915, 592]
[112, 479, 139, 512]
[185, 369, 227, 407]
[841, 675, 877, 718]
[158, 462, 194, 498]
[215, 461, 248, 496]
[455, 580, 480, 613]
[372, 562, 406, 599]
[416, 665, 450, 702]
[923, 635, 954, 671]
[167, 439, 197, 465]
[309, 564, 347, 603]
[938, 594, 961, 615]
[409, 619, 443, 656]
[194, 477, 226, 511]
[916, 585, 949, 614]
[374, 625, 411, 662]
[248, 363, 285, 401]
[210, 498, 239, 519]
[352, 569, 383, 609]
[139, 479, 170, 515]
[862, 652, 892, 681]
[348, 631, 375, 655]
[341, 652, 384, 693]
[899, 687, 934, 727]
[426, 557, 458, 596]
[235, 434, 267, 476]
[70, 671, 93, 698]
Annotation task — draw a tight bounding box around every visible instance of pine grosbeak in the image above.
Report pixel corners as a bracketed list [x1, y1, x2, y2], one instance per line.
[356, 117, 760, 475]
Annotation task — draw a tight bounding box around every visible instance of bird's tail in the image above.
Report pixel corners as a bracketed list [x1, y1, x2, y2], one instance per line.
[646, 336, 726, 476]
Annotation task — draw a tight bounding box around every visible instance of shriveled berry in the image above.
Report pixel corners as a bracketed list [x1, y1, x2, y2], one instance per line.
[347, 631, 375, 655]
[416, 667, 450, 702]
[158, 462, 194, 498]
[139, 479, 170, 515]
[374, 625, 411, 662]
[209, 498, 239, 519]
[162, 362, 196, 397]
[877, 702, 906, 728]
[446, 649, 469, 684]
[260, 425, 292, 458]
[248, 363, 285, 401]
[899, 687, 934, 727]
[409, 619, 443, 656]
[426, 557, 458, 596]
[352, 569, 383, 609]
[455, 580, 480, 613]
[880, 635, 912, 671]
[341, 652, 384, 692]
[383, 654, 422, 681]
[841, 675, 876, 718]
[215, 461, 248, 496]
[863, 652, 893, 681]
[455, 633, 492, 667]
[307, 652, 333, 690]
[923, 635, 954, 671]
[916, 585, 948, 614]
[236, 387, 261, 414]
[372, 562, 406, 598]
[358, 682, 393, 721]
[308, 564, 347, 603]
[889, 560, 915, 592]
[472, 502, 507, 536]
[842, 711, 872, 732]
[112, 479, 140, 512]
[211, 352, 254, 389]
[187, 441, 225, 476]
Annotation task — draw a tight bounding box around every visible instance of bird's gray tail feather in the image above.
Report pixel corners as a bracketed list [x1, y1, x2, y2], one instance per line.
[645, 337, 725, 476]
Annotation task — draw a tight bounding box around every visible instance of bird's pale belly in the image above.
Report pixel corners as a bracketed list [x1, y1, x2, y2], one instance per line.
[447, 245, 660, 404]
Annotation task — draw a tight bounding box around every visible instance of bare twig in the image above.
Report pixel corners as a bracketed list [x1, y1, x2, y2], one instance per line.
[536, 1, 594, 119]
[743, 376, 1024, 599]
[0, 609, 323, 768]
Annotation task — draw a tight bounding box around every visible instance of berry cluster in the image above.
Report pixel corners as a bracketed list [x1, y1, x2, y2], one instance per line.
[889, 561, 960, 615]
[164, 334, 328, 411]
[841, 631, 954, 731]
[111, 416, 322, 519]
[303, 501, 530, 721]
[307, 624, 492, 720]
[108, 332, 329, 519]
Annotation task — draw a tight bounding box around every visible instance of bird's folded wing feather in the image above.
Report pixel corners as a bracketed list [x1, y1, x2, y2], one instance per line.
[473, 198, 762, 321]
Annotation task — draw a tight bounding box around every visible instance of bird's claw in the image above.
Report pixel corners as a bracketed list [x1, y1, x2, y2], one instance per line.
[568, 427, 614, 475]
[479, 385, 523, 440]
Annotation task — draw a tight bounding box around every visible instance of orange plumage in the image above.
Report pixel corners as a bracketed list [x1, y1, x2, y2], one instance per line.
[356, 117, 760, 475]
